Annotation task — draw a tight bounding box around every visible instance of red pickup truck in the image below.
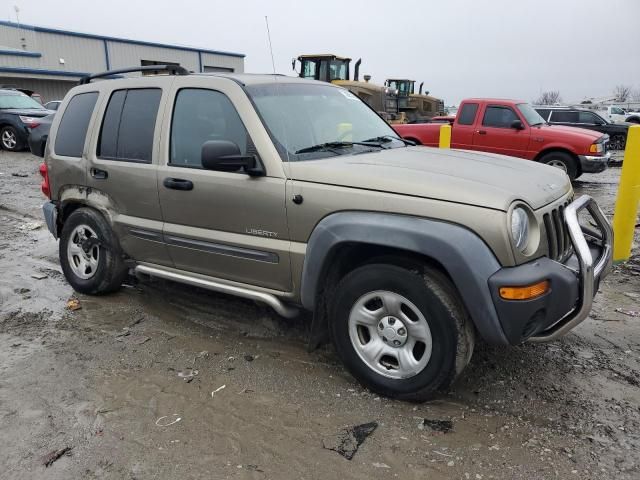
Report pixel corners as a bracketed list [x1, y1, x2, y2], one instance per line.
[394, 98, 610, 180]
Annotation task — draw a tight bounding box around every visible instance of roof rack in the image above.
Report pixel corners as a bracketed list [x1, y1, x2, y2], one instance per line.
[79, 64, 190, 85]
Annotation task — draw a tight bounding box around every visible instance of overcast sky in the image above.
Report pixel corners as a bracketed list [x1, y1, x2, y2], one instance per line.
[5, 0, 639, 104]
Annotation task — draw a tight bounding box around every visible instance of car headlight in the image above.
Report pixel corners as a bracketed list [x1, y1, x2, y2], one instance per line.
[589, 143, 604, 153]
[510, 207, 530, 252]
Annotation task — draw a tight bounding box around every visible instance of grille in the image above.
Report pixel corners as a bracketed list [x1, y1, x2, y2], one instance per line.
[543, 200, 573, 262]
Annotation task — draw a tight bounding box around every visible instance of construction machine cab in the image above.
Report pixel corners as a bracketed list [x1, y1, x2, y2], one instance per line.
[296, 54, 352, 82]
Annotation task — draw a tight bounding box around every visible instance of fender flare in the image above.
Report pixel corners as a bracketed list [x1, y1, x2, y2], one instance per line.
[300, 212, 509, 345]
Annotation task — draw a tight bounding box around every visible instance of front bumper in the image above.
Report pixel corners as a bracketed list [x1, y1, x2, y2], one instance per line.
[578, 152, 610, 173]
[488, 195, 613, 344]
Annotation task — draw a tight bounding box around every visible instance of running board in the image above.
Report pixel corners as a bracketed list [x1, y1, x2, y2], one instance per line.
[134, 264, 300, 319]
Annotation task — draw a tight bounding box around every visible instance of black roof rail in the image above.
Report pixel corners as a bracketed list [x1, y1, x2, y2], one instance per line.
[79, 64, 190, 85]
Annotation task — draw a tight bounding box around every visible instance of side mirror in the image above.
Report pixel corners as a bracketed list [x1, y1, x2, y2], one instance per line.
[201, 140, 263, 176]
[510, 119, 524, 130]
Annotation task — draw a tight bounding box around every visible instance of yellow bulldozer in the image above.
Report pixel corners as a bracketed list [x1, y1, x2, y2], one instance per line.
[384, 79, 445, 123]
[293, 54, 407, 123]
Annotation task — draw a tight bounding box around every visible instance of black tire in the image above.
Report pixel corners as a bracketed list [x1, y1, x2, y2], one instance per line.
[540, 151, 578, 181]
[59, 207, 127, 295]
[610, 134, 626, 151]
[626, 117, 640, 124]
[330, 263, 474, 402]
[0, 125, 23, 151]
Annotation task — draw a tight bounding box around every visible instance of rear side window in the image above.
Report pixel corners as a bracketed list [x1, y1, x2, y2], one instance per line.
[550, 110, 578, 123]
[54, 92, 98, 157]
[457, 103, 478, 125]
[482, 106, 518, 128]
[98, 88, 161, 163]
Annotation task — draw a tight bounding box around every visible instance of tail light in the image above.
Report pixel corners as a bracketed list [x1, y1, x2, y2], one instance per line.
[39, 163, 51, 199]
[19, 115, 41, 129]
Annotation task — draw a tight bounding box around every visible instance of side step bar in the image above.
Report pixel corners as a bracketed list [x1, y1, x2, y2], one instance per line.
[134, 264, 300, 319]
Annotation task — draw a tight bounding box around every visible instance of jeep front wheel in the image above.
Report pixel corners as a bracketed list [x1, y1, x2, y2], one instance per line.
[330, 264, 474, 401]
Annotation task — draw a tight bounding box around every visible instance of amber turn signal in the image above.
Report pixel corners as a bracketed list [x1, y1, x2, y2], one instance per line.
[499, 280, 550, 300]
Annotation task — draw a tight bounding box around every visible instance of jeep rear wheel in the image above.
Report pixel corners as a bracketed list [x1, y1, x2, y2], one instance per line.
[59, 208, 127, 295]
[330, 264, 474, 401]
[540, 151, 578, 181]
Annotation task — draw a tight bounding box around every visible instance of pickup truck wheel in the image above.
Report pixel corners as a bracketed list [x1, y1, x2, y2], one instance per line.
[330, 264, 474, 401]
[540, 152, 578, 181]
[59, 208, 127, 295]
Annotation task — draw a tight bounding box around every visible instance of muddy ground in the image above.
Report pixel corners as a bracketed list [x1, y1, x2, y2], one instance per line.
[0, 150, 639, 480]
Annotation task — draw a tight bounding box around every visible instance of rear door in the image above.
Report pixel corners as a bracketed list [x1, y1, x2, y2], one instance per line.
[472, 104, 530, 158]
[156, 76, 291, 291]
[85, 79, 172, 266]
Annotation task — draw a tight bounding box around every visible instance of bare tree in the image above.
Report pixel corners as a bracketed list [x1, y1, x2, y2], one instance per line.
[535, 91, 562, 105]
[631, 87, 640, 102]
[614, 85, 632, 102]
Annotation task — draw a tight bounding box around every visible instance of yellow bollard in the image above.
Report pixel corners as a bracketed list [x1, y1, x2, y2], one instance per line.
[439, 123, 451, 149]
[613, 125, 640, 262]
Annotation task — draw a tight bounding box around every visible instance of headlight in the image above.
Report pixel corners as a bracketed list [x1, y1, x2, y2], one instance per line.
[510, 207, 530, 251]
[589, 143, 604, 153]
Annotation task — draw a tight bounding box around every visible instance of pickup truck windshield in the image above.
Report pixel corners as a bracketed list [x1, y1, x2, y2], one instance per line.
[517, 103, 546, 126]
[0, 93, 45, 110]
[246, 83, 406, 160]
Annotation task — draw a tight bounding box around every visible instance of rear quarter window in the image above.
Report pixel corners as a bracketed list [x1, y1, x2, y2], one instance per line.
[54, 92, 98, 157]
[457, 103, 478, 125]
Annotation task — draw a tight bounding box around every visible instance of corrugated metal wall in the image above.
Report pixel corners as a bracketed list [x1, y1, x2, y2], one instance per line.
[0, 76, 72, 103]
[0, 23, 245, 80]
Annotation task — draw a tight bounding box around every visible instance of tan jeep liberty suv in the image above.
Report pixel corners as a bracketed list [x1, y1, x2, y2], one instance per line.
[36, 65, 613, 401]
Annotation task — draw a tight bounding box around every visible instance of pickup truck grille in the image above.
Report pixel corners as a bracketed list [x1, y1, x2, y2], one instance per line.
[543, 200, 573, 262]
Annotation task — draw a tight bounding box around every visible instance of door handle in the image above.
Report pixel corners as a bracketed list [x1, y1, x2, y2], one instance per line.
[90, 167, 108, 179]
[476, 130, 487, 135]
[163, 177, 193, 191]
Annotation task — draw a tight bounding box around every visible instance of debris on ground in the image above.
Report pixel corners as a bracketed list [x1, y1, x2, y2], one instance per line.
[211, 385, 226, 397]
[31, 273, 48, 280]
[418, 419, 454, 434]
[624, 292, 640, 300]
[41, 446, 73, 467]
[66, 298, 81, 311]
[244, 354, 254, 362]
[372, 462, 391, 468]
[177, 369, 199, 382]
[615, 308, 640, 317]
[129, 335, 150, 345]
[11, 172, 29, 178]
[322, 422, 378, 460]
[155, 414, 181, 427]
[18, 222, 42, 231]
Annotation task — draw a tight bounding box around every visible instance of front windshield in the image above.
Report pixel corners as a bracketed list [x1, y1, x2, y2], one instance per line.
[517, 103, 546, 126]
[246, 83, 406, 161]
[0, 93, 44, 110]
[387, 80, 412, 96]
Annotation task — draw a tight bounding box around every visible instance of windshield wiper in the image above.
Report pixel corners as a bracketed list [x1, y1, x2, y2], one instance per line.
[295, 141, 384, 154]
[363, 135, 415, 146]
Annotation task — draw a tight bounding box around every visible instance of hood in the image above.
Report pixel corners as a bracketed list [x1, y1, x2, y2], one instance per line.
[1, 108, 53, 117]
[537, 124, 604, 141]
[287, 146, 571, 211]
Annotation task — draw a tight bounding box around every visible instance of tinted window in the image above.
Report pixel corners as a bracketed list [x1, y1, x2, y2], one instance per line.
[170, 89, 248, 168]
[482, 106, 518, 128]
[578, 112, 600, 124]
[550, 111, 579, 123]
[98, 88, 161, 162]
[458, 103, 478, 125]
[54, 92, 98, 157]
[535, 109, 551, 121]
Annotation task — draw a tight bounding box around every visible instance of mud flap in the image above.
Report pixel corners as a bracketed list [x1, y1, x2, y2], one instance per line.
[307, 309, 330, 352]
